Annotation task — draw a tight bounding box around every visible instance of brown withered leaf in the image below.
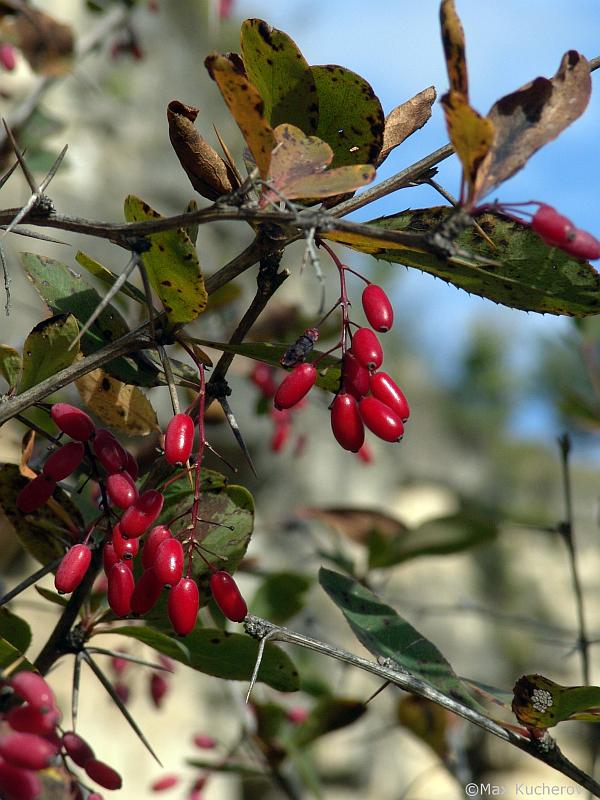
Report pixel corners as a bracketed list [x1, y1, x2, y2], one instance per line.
[439, 0, 468, 97]
[205, 53, 275, 180]
[167, 100, 239, 201]
[476, 51, 591, 199]
[377, 86, 437, 166]
[300, 507, 406, 545]
[76, 368, 159, 436]
[0, 8, 73, 76]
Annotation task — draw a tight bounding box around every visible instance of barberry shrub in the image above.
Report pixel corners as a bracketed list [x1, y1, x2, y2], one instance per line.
[1, 3, 600, 799]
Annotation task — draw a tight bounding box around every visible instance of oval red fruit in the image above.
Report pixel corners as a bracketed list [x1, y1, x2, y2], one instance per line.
[9, 672, 54, 712]
[106, 471, 138, 510]
[131, 568, 163, 615]
[120, 490, 164, 539]
[369, 371, 410, 421]
[151, 774, 179, 792]
[149, 673, 170, 709]
[62, 731, 95, 768]
[107, 562, 135, 617]
[531, 203, 575, 247]
[154, 538, 184, 587]
[210, 571, 248, 623]
[564, 228, 600, 260]
[93, 429, 128, 474]
[102, 542, 119, 575]
[0, 731, 58, 770]
[50, 403, 95, 441]
[164, 413, 195, 465]
[359, 396, 404, 442]
[55, 544, 92, 594]
[142, 525, 173, 569]
[342, 352, 370, 399]
[84, 758, 123, 790]
[168, 578, 199, 636]
[6, 703, 59, 735]
[0, 760, 42, 800]
[362, 284, 394, 332]
[273, 363, 317, 410]
[351, 328, 383, 371]
[43, 442, 85, 481]
[330, 393, 364, 452]
[124, 450, 139, 480]
[17, 474, 55, 513]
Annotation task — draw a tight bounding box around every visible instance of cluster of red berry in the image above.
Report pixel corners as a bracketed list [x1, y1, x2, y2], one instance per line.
[16, 402, 248, 636]
[0, 671, 121, 799]
[107, 651, 173, 709]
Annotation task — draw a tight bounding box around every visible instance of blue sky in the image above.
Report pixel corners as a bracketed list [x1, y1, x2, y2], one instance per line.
[234, 1, 600, 438]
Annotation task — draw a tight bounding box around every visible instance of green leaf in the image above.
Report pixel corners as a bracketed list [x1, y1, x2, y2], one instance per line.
[250, 572, 312, 624]
[324, 207, 600, 316]
[111, 625, 300, 692]
[34, 585, 69, 608]
[290, 697, 366, 748]
[513, 674, 600, 730]
[123, 195, 208, 326]
[0, 345, 21, 389]
[18, 313, 79, 393]
[319, 567, 483, 711]
[20, 253, 159, 387]
[0, 607, 32, 655]
[0, 464, 83, 566]
[190, 339, 342, 393]
[0, 639, 25, 669]
[186, 759, 266, 777]
[241, 19, 318, 133]
[75, 251, 146, 304]
[311, 65, 384, 167]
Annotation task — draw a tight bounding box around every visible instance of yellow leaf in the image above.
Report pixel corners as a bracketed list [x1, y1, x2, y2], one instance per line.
[439, 0, 469, 97]
[76, 369, 159, 436]
[205, 53, 275, 180]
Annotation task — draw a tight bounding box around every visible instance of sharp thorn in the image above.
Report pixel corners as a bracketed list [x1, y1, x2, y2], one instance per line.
[39, 143, 68, 192]
[219, 397, 257, 478]
[2, 119, 37, 191]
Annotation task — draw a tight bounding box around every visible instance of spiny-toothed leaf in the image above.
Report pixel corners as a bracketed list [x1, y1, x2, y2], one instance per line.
[18, 313, 79, 393]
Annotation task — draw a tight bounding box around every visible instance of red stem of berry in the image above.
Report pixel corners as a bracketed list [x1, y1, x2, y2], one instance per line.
[319, 241, 351, 356]
[189, 362, 206, 577]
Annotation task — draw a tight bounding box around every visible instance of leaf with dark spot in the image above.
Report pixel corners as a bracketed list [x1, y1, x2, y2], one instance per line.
[513, 674, 600, 730]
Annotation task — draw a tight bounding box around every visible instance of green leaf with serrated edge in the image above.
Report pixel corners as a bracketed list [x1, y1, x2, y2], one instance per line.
[123, 195, 207, 326]
[0, 608, 32, 655]
[241, 19, 318, 133]
[323, 208, 600, 316]
[319, 567, 484, 712]
[18, 313, 79, 393]
[250, 572, 312, 625]
[35, 585, 68, 607]
[311, 65, 384, 167]
[0, 345, 21, 388]
[513, 674, 600, 729]
[75, 251, 146, 304]
[0, 464, 83, 566]
[290, 698, 366, 749]
[189, 339, 342, 394]
[110, 626, 300, 692]
[20, 253, 159, 387]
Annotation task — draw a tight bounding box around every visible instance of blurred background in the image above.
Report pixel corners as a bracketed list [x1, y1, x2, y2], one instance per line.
[2, 1, 600, 798]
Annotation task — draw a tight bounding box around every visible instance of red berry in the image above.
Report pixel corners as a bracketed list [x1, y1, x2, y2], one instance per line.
[114, 681, 130, 704]
[531, 203, 575, 247]
[55, 544, 92, 594]
[209, 571, 247, 623]
[84, 758, 122, 790]
[118, 537, 139, 561]
[120, 490, 164, 538]
[43, 442, 85, 481]
[62, 731, 95, 768]
[124, 450, 139, 480]
[93, 429, 128, 474]
[149, 673, 169, 709]
[106, 471, 138, 509]
[0, 43, 16, 71]
[356, 442, 373, 464]
[362, 284, 394, 332]
[270, 422, 291, 452]
[131, 568, 163, 615]
[151, 774, 179, 791]
[102, 542, 119, 575]
[17, 474, 55, 513]
[286, 706, 309, 724]
[342, 352, 370, 399]
[250, 363, 277, 397]
[107, 562, 135, 616]
[330, 393, 364, 452]
[50, 403, 95, 441]
[193, 733, 216, 749]
[164, 413, 195, 465]
[9, 672, 54, 712]
[564, 228, 600, 260]
[6, 703, 59, 735]
[0, 760, 42, 800]
[273, 363, 317, 410]
[359, 396, 404, 442]
[351, 328, 383, 371]
[142, 525, 173, 569]
[154, 538, 184, 587]
[0, 732, 58, 770]
[167, 578, 199, 636]
[369, 371, 410, 421]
